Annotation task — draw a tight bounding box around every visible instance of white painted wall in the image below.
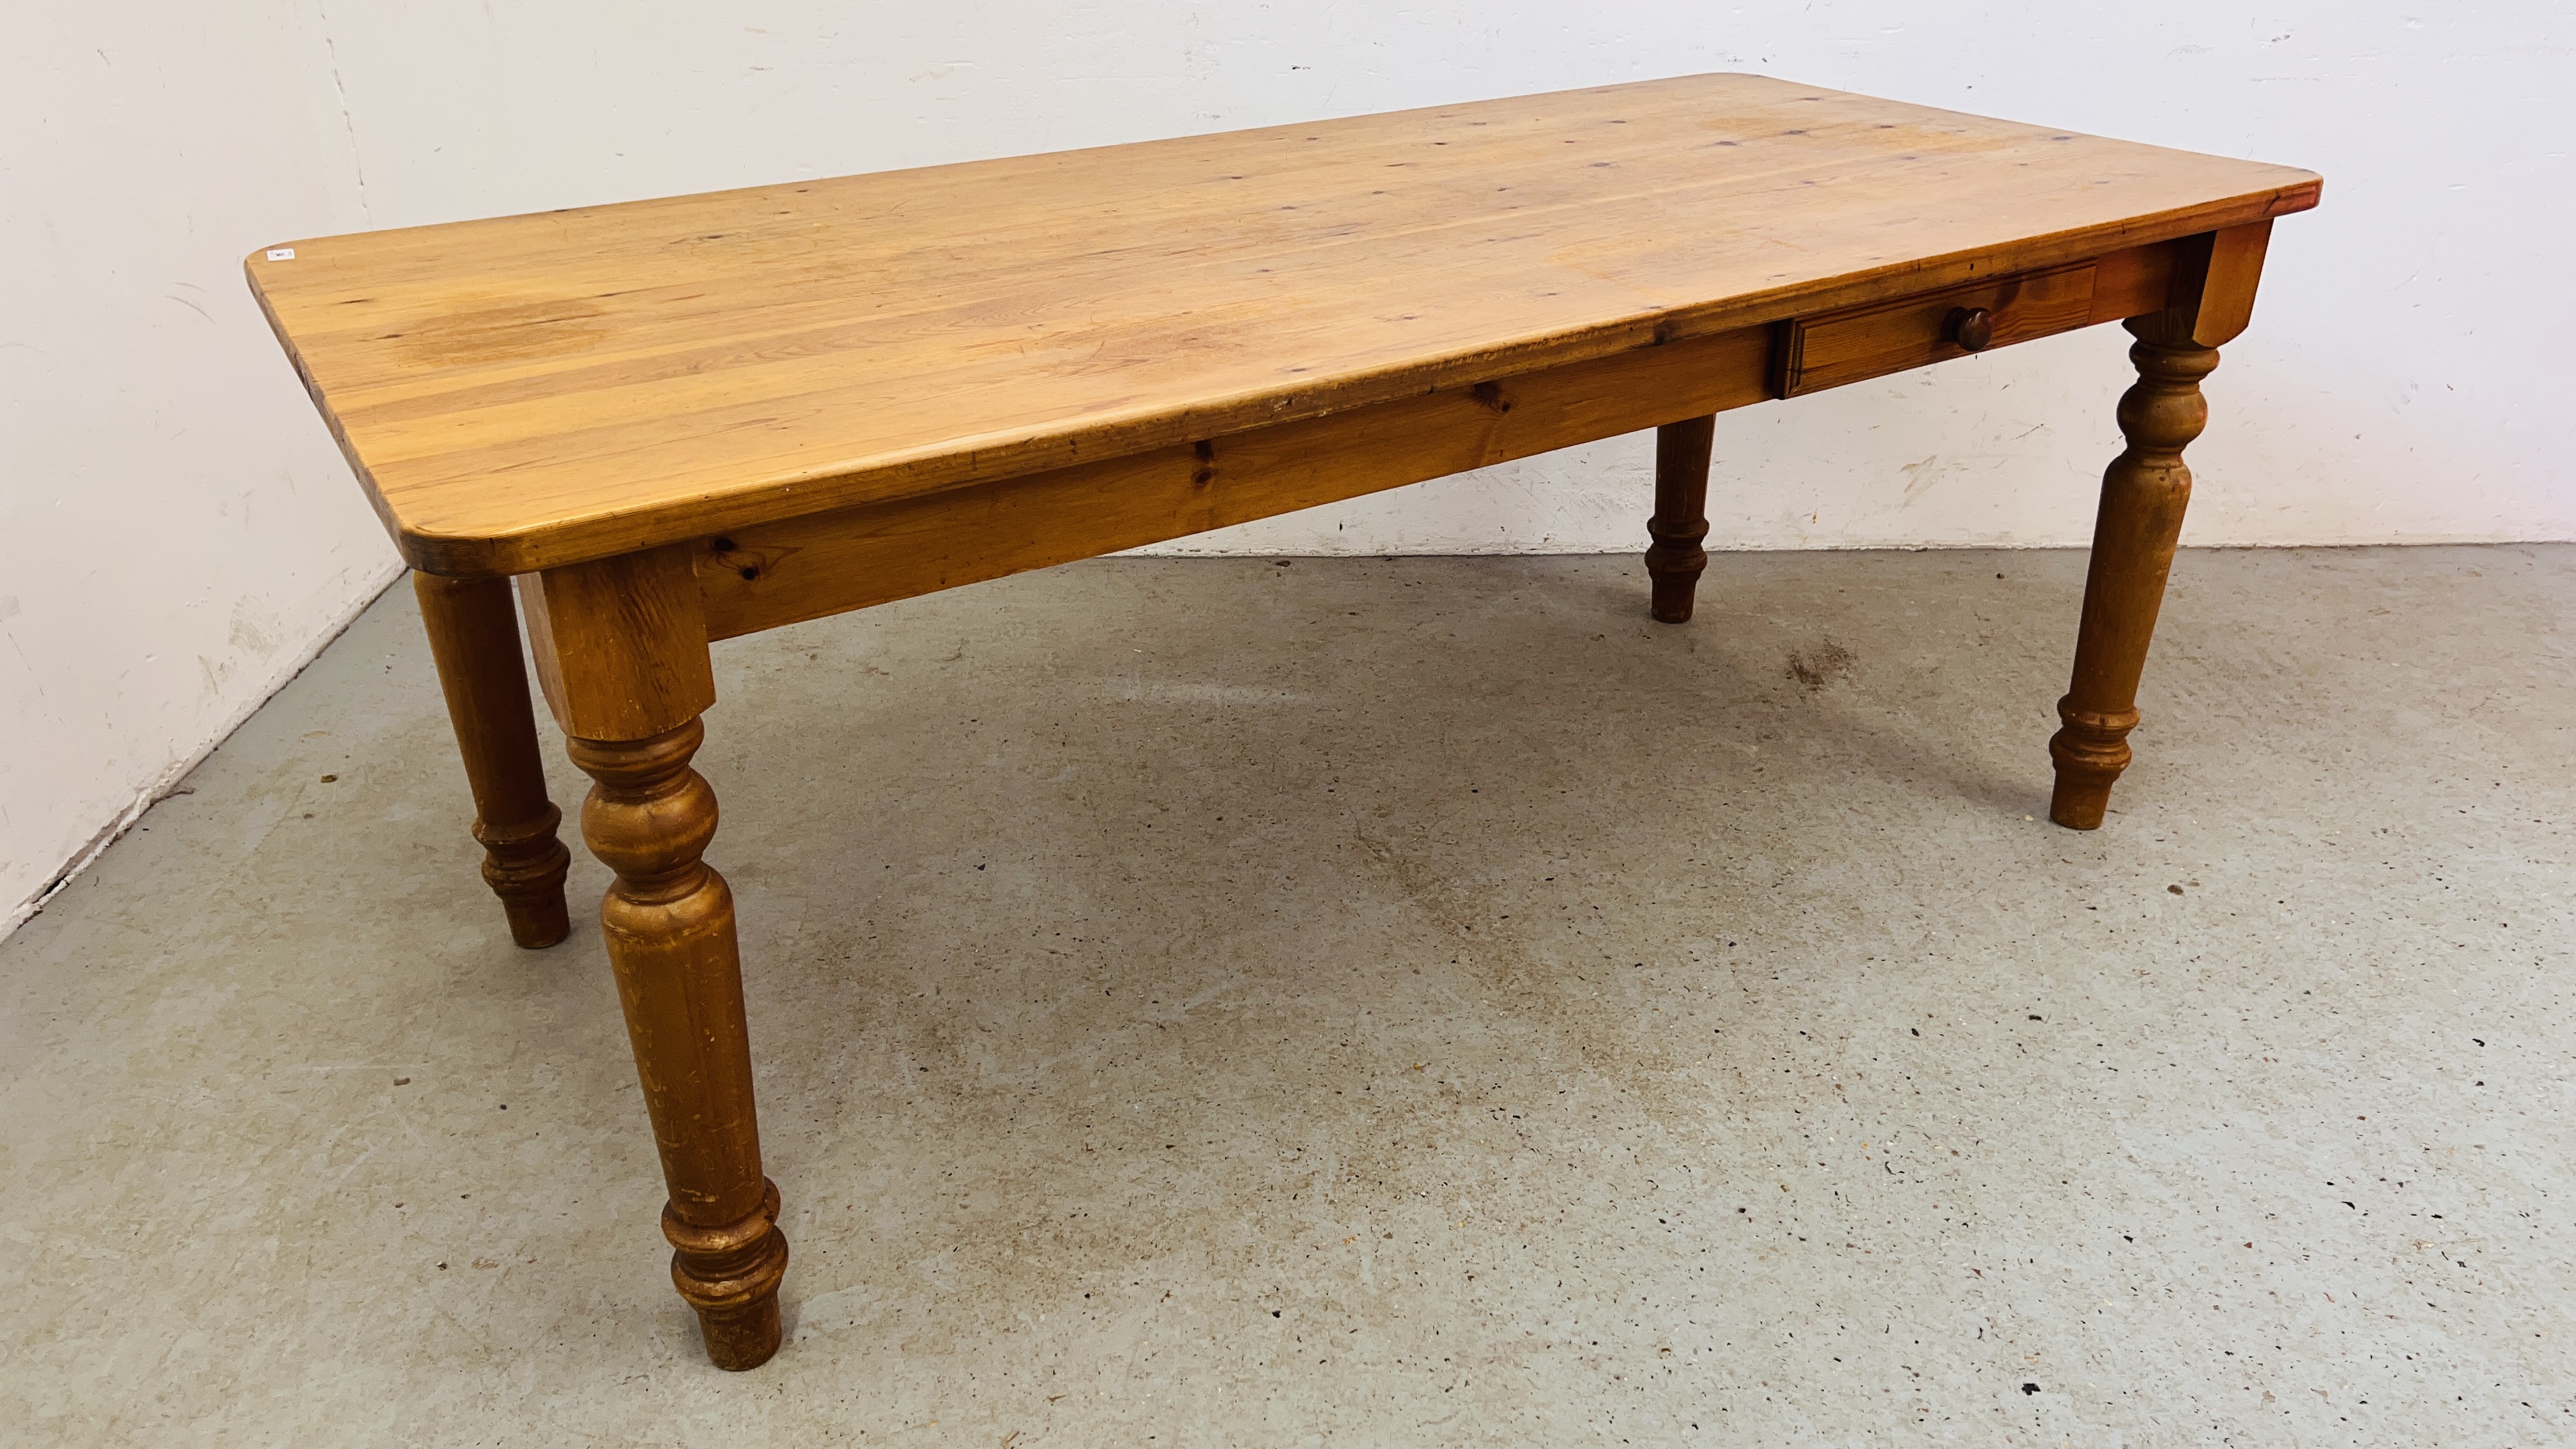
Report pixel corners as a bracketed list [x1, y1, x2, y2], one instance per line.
[301, 1, 2571, 555]
[3, 5, 393, 933]
[7, 3, 2570, 933]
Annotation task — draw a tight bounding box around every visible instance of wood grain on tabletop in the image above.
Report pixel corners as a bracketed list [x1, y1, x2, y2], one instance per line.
[245, 72, 2320, 576]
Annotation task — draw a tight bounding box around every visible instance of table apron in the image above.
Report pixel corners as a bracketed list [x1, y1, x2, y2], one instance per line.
[692, 239, 2177, 642]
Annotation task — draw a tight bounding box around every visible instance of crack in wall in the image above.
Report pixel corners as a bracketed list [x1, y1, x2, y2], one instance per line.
[314, 3, 372, 224]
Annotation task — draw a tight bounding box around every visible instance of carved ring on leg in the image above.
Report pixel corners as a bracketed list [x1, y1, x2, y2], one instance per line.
[664, 1179, 790, 1370]
[2046, 701, 2139, 830]
[1645, 516, 1711, 624]
[1646, 415, 1716, 623]
[475, 804, 572, 947]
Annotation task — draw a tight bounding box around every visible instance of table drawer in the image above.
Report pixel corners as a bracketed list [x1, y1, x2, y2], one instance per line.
[1772, 261, 2098, 397]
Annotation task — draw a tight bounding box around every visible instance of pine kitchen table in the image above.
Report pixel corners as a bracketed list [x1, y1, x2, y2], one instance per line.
[247, 72, 2319, 1370]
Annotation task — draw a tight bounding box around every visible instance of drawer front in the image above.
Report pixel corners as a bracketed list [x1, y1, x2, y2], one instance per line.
[1773, 262, 2098, 397]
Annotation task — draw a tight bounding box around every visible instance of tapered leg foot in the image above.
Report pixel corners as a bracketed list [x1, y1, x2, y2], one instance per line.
[571, 717, 788, 1370]
[415, 572, 572, 947]
[2047, 321, 2219, 829]
[667, 1179, 790, 1370]
[1646, 415, 1715, 623]
[2047, 702, 2136, 829]
[480, 809, 572, 946]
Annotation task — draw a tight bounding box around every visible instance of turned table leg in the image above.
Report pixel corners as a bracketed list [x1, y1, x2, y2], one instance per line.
[1644, 415, 1715, 622]
[414, 572, 571, 947]
[2046, 221, 2273, 829]
[521, 546, 788, 1370]
[2047, 318, 2218, 828]
[572, 719, 787, 1368]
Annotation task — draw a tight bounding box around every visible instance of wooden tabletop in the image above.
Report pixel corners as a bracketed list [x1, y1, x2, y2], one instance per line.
[248, 73, 2319, 576]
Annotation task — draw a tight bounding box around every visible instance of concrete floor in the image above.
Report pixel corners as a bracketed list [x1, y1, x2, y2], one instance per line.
[3, 547, 2570, 1446]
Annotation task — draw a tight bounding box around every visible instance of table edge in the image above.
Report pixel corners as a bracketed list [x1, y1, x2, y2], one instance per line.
[267, 176, 2320, 579]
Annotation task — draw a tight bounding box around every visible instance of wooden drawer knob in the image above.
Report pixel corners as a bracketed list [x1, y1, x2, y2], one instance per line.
[1949, 306, 1995, 353]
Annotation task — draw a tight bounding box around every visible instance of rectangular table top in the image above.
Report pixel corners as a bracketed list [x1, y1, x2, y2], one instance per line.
[247, 73, 2319, 578]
